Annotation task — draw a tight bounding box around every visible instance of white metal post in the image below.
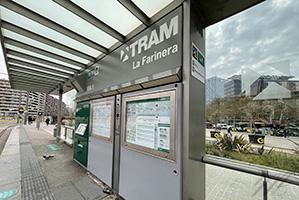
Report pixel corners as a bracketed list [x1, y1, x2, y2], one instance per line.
[24, 91, 29, 125]
[56, 88, 63, 142]
[36, 93, 41, 129]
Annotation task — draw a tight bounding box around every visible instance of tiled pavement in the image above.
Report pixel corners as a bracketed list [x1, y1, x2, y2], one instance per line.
[19, 128, 55, 200]
[206, 164, 299, 200]
[0, 125, 109, 200]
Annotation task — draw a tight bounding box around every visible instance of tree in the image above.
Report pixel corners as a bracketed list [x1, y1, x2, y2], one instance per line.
[222, 95, 252, 126]
[243, 102, 269, 132]
[206, 98, 224, 130]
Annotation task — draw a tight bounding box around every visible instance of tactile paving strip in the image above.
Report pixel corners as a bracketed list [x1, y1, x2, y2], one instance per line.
[19, 128, 55, 200]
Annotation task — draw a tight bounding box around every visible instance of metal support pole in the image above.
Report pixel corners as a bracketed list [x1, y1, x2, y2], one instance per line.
[112, 94, 121, 193]
[182, 1, 206, 199]
[17, 90, 21, 123]
[263, 177, 267, 200]
[36, 93, 41, 129]
[24, 91, 29, 125]
[56, 88, 63, 142]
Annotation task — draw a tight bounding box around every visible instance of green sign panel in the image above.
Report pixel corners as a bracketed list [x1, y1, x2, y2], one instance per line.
[74, 102, 90, 167]
[46, 144, 61, 151]
[88, 67, 99, 79]
[88, 69, 95, 78]
[0, 189, 17, 200]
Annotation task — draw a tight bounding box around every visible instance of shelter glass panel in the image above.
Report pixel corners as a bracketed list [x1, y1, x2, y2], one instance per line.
[72, 0, 142, 36]
[2, 29, 90, 64]
[0, 7, 101, 57]
[5, 44, 81, 70]
[132, 0, 174, 17]
[7, 55, 74, 75]
[13, 0, 118, 48]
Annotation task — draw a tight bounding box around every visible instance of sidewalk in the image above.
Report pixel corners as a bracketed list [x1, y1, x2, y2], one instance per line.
[0, 124, 113, 200]
[0, 127, 21, 200]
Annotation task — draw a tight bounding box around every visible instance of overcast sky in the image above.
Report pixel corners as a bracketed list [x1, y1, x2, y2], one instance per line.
[206, 0, 299, 80]
[0, 0, 298, 81]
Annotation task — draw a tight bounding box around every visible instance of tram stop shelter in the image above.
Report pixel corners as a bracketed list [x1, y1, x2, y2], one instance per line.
[0, 0, 265, 199]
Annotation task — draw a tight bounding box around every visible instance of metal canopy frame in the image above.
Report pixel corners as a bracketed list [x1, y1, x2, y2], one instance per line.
[0, 0, 264, 95]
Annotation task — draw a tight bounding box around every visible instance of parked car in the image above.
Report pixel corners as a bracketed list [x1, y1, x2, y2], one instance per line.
[244, 127, 262, 134]
[276, 125, 299, 137]
[206, 122, 213, 129]
[235, 127, 243, 132]
[216, 123, 227, 129]
[287, 124, 299, 136]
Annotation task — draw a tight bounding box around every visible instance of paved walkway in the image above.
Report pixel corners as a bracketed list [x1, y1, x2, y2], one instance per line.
[0, 124, 112, 200]
[206, 164, 299, 200]
[0, 127, 21, 200]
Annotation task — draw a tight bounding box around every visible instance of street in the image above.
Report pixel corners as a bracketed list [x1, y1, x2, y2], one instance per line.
[206, 128, 299, 151]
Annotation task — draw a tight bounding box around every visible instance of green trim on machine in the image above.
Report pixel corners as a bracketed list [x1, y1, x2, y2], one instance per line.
[74, 101, 90, 167]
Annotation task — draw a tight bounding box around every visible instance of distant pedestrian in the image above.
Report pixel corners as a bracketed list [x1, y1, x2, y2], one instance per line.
[45, 118, 50, 126]
[28, 116, 32, 124]
[284, 129, 290, 138]
[228, 126, 232, 134]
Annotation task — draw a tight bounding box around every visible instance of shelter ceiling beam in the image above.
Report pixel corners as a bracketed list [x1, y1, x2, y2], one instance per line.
[1, 20, 95, 61]
[53, 0, 125, 42]
[9, 64, 67, 80]
[12, 82, 54, 90]
[7, 58, 72, 77]
[10, 78, 58, 87]
[10, 72, 64, 84]
[6, 49, 78, 73]
[0, 0, 108, 53]
[117, 0, 150, 26]
[4, 37, 86, 69]
[10, 71, 66, 83]
[11, 84, 52, 93]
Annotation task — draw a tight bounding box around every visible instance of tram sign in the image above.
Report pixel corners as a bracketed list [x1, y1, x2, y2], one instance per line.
[18, 107, 24, 114]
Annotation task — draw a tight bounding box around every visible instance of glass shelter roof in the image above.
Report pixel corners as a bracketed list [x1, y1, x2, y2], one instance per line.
[0, 0, 264, 94]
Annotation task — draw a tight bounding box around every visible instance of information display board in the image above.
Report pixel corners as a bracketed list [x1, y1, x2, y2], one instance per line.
[75, 123, 87, 135]
[90, 99, 114, 142]
[122, 89, 176, 161]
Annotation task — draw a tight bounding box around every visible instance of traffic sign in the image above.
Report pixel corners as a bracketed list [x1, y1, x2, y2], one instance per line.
[18, 107, 24, 114]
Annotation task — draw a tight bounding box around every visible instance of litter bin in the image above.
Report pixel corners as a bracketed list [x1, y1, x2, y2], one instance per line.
[53, 127, 57, 137]
[248, 134, 265, 144]
[210, 131, 221, 138]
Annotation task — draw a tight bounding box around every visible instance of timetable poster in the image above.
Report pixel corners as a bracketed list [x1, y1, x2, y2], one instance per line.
[125, 97, 171, 153]
[92, 103, 112, 138]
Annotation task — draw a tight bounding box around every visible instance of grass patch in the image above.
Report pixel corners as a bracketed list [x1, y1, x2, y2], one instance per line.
[206, 144, 299, 173]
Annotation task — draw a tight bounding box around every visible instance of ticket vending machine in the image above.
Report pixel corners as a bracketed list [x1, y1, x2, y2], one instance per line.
[74, 101, 90, 167]
[119, 84, 182, 200]
[87, 97, 115, 187]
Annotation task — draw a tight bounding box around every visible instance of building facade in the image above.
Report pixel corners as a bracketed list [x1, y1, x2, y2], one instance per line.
[206, 76, 228, 104]
[224, 75, 241, 98]
[44, 94, 66, 116]
[0, 79, 65, 118]
[249, 75, 294, 96]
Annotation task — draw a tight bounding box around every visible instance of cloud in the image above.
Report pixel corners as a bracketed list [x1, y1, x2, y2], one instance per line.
[206, 0, 299, 79]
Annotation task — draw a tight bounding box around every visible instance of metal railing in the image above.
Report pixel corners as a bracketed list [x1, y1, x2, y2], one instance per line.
[59, 125, 75, 146]
[202, 155, 299, 200]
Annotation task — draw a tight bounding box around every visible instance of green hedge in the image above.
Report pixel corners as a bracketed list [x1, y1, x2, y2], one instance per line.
[206, 144, 299, 173]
